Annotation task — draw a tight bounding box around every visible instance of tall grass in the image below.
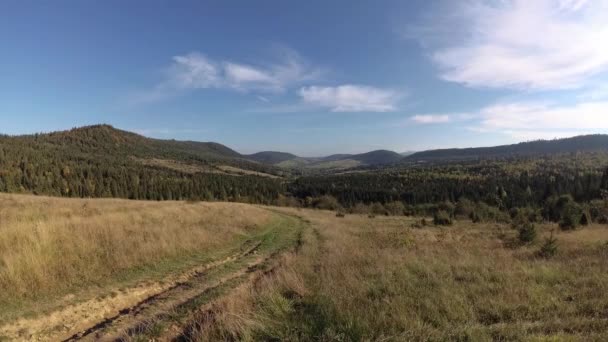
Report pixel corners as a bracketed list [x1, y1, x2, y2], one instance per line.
[0, 194, 272, 316]
[189, 209, 608, 341]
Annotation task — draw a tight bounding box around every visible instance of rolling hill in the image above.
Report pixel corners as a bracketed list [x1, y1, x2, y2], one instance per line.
[0, 125, 284, 201]
[405, 135, 608, 162]
[246, 151, 299, 164]
[252, 150, 404, 170]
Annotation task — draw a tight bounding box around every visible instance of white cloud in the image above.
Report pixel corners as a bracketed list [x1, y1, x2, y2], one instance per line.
[167, 50, 322, 93]
[411, 114, 450, 123]
[298, 85, 400, 112]
[477, 101, 608, 130]
[419, 0, 608, 90]
[413, 99, 608, 139]
[502, 129, 595, 141]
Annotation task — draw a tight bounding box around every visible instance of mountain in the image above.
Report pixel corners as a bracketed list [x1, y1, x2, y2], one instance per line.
[0, 124, 284, 201]
[258, 149, 403, 170]
[1, 124, 280, 177]
[246, 151, 298, 164]
[320, 154, 353, 162]
[350, 150, 403, 165]
[406, 135, 608, 162]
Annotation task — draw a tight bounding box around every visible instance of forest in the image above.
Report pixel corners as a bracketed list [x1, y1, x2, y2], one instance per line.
[2, 125, 608, 226]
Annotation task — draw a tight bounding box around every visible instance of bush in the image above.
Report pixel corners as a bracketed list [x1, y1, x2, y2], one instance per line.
[370, 202, 388, 216]
[438, 201, 456, 217]
[276, 194, 301, 208]
[589, 200, 608, 223]
[511, 207, 541, 224]
[518, 222, 537, 244]
[580, 210, 590, 226]
[312, 195, 341, 211]
[469, 203, 510, 223]
[455, 198, 475, 218]
[351, 202, 370, 215]
[385, 201, 406, 216]
[434, 210, 452, 226]
[538, 232, 558, 258]
[470, 211, 481, 223]
[336, 212, 345, 218]
[559, 201, 582, 230]
[368, 214, 376, 219]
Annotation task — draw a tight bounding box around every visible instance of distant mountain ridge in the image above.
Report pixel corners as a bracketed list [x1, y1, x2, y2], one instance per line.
[405, 135, 608, 162]
[246, 151, 298, 164]
[247, 149, 403, 170]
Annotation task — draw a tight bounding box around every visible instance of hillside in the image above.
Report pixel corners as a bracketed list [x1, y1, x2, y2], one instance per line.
[246, 151, 298, 164]
[350, 150, 402, 164]
[253, 149, 403, 170]
[0, 125, 283, 201]
[406, 135, 608, 162]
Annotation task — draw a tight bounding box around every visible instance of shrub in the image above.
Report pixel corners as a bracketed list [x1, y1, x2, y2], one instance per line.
[368, 214, 376, 219]
[539, 232, 558, 258]
[455, 198, 475, 219]
[434, 210, 452, 226]
[589, 200, 608, 223]
[336, 212, 345, 218]
[312, 195, 341, 211]
[470, 211, 481, 223]
[469, 203, 510, 223]
[351, 202, 370, 215]
[370, 202, 388, 216]
[276, 195, 301, 208]
[438, 201, 456, 217]
[511, 207, 541, 224]
[385, 201, 406, 216]
[580, 210, 590, 226]
[559, 201, 582, 230]
[518, 222, 537, 244]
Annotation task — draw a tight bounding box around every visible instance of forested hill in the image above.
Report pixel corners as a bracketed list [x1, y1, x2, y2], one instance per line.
[350, 150, 403, 164]
[0, 125, 283, 202]
[246, 151, 298, 164]
[406, 135, 608, 162]
[39, 124, 243, 161]
[251, 150, 404, 170]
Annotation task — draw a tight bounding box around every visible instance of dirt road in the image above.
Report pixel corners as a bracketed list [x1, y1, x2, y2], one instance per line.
[0, 210, 306, 342]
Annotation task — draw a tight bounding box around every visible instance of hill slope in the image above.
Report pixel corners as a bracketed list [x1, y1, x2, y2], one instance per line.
[246, 151, 298, 164]
[406, 135, 608, 162]
[252, 150, 403, 170]
[0, 125, 282, 201]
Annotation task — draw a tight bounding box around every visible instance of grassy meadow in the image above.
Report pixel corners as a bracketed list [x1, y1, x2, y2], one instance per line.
[1, 193, 608, 341]
[0, 193, 274, 322]
[187, 209, 608, 341]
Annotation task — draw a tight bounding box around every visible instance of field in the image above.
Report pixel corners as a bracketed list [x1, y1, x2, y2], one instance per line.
[1, 194, 608, 341]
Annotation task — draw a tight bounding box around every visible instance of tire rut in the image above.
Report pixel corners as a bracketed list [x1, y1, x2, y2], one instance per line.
[62, 241, 264, 341]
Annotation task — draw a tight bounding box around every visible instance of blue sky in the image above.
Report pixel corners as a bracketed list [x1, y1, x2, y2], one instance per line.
[2, 0, 608, 156]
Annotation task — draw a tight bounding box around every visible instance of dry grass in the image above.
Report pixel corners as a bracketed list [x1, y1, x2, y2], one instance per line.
[188, 209, 608, 341]
[133, 157, 280, 178]
[0, 193, 272, 321]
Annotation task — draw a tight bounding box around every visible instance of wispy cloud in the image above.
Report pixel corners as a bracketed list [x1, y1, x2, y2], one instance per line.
[170, 49, 321, 93]
[411, 114, 450, 124]
[414, 0, 608, 90]
[476, 101, 608, 131]
[298, 85, 400, 112]
[132, 48, 323, 104]
[415, 100, 608, 139]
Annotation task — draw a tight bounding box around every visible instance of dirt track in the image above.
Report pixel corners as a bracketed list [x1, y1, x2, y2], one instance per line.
[0, 210, 306, 342]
